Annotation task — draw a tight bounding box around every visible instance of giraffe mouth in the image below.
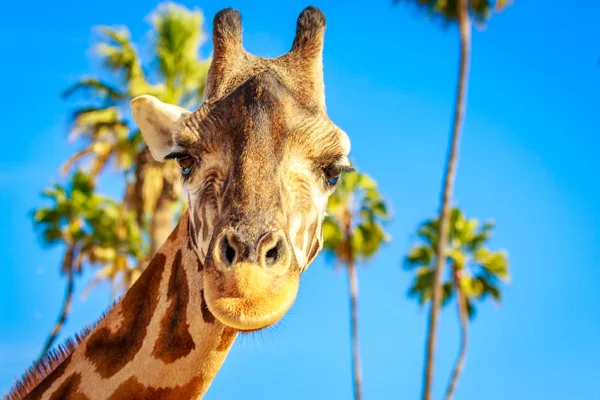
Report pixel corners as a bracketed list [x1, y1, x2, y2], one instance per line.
[203, 261, 300, 331]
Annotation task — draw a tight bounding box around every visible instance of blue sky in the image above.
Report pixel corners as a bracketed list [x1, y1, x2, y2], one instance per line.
[1, 0, 599, 399]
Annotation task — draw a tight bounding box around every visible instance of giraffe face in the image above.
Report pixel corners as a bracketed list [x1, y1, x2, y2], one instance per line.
[131, 7, 350, 331]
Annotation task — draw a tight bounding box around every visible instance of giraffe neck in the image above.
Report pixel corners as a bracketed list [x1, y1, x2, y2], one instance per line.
[23, 213, 237, 400]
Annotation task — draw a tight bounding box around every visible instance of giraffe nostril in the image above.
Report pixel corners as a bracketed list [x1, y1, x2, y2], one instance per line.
[265, 245, 279, 267]
[225, 243, 236, 264]
[262, 236, 286, 268]
[216, 230, 289, 270]
[220, 235, 236, 266]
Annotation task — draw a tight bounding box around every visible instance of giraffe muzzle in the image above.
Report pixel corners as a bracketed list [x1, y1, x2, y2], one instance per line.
[203, 228, 300, 331]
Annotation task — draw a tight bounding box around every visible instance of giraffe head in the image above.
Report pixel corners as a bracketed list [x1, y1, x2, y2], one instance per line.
[130, 6, 351, 332]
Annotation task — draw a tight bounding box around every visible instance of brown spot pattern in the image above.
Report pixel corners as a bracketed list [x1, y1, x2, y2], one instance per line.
[49, 373, 88, 400]
[23, 355, 72, 400]
[211, 214, 219, 237]
[294, 218, 307, 249]
[193, 212, 202, 241]
[201, 207, 209, 240]
[187, 215, 200, 252]
[305, 222, 321, 266]
[153, 250, 195, 363]
[85, 253, 166, 378]
[188, 232, 197, 251]
[306, 238, 320, 267]
[106, 376, 203, 400]
[200, 290, 216, 324]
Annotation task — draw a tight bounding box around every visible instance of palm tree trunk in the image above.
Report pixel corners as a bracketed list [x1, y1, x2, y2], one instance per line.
[150, 187, 176, 256]
[347, 260, 363, 400]
[150, 163, 182, 255]
[421, 1, 472, 400]
[38, 244, 76, 360]
[444, 270, 469, 400]
[132, 147, 151, 227]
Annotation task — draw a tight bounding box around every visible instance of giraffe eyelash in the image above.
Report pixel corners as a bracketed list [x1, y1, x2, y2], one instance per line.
[165, 152, 197, 181]
[336, 165, 355, 173]
[164, 151, 190, 160]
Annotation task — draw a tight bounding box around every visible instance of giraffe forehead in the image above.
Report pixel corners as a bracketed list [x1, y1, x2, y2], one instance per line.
[179, 71, 348, 161]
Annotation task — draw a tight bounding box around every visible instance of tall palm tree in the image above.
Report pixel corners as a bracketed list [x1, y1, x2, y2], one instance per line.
[61, 3, 209, 256]
[32, 171, 98, 358]
[55, 3, 211, 291]
[322, 169, 391, 400]
[405, 207, 510, 400]
[393, 2, 511, 399]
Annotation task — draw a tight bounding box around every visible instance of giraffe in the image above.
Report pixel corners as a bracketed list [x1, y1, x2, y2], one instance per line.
[6, 6, 352, 400]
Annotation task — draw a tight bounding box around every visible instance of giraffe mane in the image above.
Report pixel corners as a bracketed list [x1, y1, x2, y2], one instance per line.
[3, 301, 118, 400]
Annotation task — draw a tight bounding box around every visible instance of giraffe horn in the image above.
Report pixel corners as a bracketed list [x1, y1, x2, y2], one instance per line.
[279, 6, 327, 109]
[289, 6, 326, 61]
[212, 8, 244, 61]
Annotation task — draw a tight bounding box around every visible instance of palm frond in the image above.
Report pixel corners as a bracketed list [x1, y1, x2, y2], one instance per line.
[405, 207, 510, 315]
[62, 78, 124, 103]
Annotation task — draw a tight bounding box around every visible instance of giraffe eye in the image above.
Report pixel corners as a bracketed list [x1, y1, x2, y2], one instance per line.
[324, 165, 341, 186]
[176, 155, 195, 176]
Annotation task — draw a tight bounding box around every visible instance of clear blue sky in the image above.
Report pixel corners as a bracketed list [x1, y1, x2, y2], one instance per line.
[1, 0, 599, 399]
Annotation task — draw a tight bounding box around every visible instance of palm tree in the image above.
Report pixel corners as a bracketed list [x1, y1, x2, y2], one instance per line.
[322, 169, 391, 400]
[32, 171, 98, 358]
[405, 207, 510, 400]
[392, 2, 512, 399]
[61, 2, 210, 257]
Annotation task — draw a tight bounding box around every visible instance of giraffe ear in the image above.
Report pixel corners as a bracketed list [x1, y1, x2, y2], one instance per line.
[130, 95, 191, 161]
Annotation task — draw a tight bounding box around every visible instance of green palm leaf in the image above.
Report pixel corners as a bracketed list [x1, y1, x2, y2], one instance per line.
[405, 207, 510, 312]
